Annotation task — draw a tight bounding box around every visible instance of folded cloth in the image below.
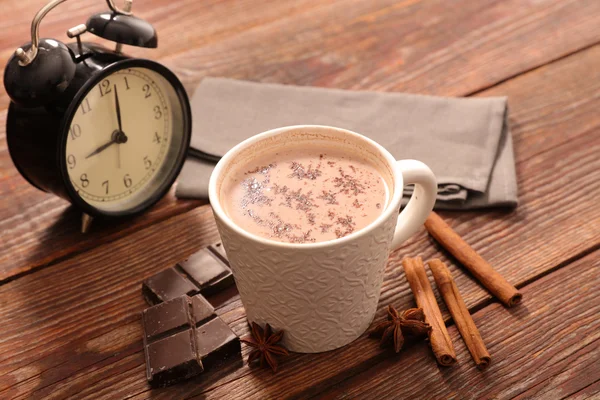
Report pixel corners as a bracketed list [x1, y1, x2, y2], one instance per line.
[176, 78, 517, 209]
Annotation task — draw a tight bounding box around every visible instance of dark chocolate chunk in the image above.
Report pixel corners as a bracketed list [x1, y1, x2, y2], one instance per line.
[142, 293, 239, 387]
[142, 268, 199, 305]
[143, 295, 202, 387]
[208, 243, 228, 262]
[190, 294, 216, 325]
[178, 249, 235, 297]
[145, 329, 203, 387]
[195, 317, 241, 370]
[142, 296, 192, 341]
[142, 245, 235, 307]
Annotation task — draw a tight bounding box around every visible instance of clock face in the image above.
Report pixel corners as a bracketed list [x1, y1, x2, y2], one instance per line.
[64, 65, 187, 213]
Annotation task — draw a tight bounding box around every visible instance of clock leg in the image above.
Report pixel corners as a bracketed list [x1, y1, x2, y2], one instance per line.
[81, 213, 94, 233]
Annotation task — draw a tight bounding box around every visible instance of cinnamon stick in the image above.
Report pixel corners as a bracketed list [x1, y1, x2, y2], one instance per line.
[402, 257, 457, 366]
[428, 259, 491, 369]
[424, 212, 522, 307]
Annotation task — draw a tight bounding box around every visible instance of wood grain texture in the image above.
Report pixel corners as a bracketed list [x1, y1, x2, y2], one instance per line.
[0, 177, 203, 282]
[566, 380, 600, 400]
[0, 0, 337, 106]
[160, 0, 600, 96]
[2, 0, 600, 281]
[313, 251, 600, 400]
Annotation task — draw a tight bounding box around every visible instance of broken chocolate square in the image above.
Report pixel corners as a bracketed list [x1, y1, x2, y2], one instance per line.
[146, 329, 203, 387]
[178, 249, 235, 297]
[190, 293, 216, 325]
[142, 295, 193, 340]
[195, 317, 241, 370]
[142, 268, 199, 305]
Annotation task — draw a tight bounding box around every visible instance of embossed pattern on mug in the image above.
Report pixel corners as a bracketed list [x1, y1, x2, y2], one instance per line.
[220, 144, 389, 243]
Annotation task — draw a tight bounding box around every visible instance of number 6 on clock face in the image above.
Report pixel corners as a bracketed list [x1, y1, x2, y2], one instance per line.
[61, 61, 190, 216]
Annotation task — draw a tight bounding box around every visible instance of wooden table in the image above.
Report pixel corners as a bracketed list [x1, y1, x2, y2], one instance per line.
[1, 0, 599, 398]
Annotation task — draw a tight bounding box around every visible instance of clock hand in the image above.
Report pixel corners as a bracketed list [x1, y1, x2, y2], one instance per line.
[86, 138, 116, 159]
[86, 130, 128, 159]
[114, 84, 123, 133]
[114, 84, 126, 169]
[117, 142, 121, 168]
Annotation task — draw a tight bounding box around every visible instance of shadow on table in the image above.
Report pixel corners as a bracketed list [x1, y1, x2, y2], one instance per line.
[28, 193, 205, 277]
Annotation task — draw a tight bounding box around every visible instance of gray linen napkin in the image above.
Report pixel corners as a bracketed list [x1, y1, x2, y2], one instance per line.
[176, 78, 517, 209]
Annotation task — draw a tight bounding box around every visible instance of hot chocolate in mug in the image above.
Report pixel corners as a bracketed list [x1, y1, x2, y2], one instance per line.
[209, 125, 437, 353]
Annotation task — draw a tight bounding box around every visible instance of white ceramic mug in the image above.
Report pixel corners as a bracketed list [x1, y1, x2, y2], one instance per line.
[209, 125, 437, 353]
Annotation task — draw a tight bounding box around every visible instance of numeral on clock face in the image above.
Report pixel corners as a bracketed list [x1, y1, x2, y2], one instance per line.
[81, 98, 91, 114]
[70, 124, 82, 140]
[99, 79, 112, 97]
[67, 154, 76, 169]
[123, 174, 132, 188]
[143, 156, 152, 169]
[80, 173, 90, 188]
[65, 67, 172, 207]
[154, 105, 162, 120]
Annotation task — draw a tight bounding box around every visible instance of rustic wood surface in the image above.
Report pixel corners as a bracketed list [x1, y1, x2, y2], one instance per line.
[0, 0, 599, 399]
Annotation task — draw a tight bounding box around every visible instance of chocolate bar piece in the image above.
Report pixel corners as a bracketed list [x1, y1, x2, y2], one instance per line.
[208, 243, 228, 263]
[142, 246, 234, 305]
[142, 268, 198, 305]
[195, 317, 241, 370]
[190, 293, 216, 325]
[143, 295, 206, 386]
[146, 330, 202, 387]
[142, 294, 240, 387]
[143, 296, 194, 340]
[178, 249, 235, 297]
[143, 295, 215, 341]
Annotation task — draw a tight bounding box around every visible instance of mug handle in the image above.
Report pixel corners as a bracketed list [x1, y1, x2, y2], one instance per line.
[390, 160, 438, 250]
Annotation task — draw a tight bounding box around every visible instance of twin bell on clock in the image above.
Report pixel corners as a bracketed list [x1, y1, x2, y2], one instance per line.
[4, 0, 192, 232]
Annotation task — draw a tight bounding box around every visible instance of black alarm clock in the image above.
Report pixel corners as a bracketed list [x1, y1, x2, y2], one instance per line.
[4, 0, 192, 232]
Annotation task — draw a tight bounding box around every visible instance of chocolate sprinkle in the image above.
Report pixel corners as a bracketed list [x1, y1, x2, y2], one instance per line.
[289, 162, 322, 180]
[333, 168, 366, 196]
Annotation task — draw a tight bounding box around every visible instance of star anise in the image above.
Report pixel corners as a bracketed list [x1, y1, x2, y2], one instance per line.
[369, 306, 431, 353]
[241, 322, 289, 372]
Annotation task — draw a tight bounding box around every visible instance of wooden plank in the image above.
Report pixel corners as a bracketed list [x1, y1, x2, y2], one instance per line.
[0, 117, 597, 398]
[0, 0, 335, 105]
[512, 342, 600, 400]
[476, 48, 600, 162]
[0, 179, 204, 282]
[160, 0, 600, 96]
[566, 380, 600, 400]
[2, 16, 600, 283]
[304, 251, 600, 400]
